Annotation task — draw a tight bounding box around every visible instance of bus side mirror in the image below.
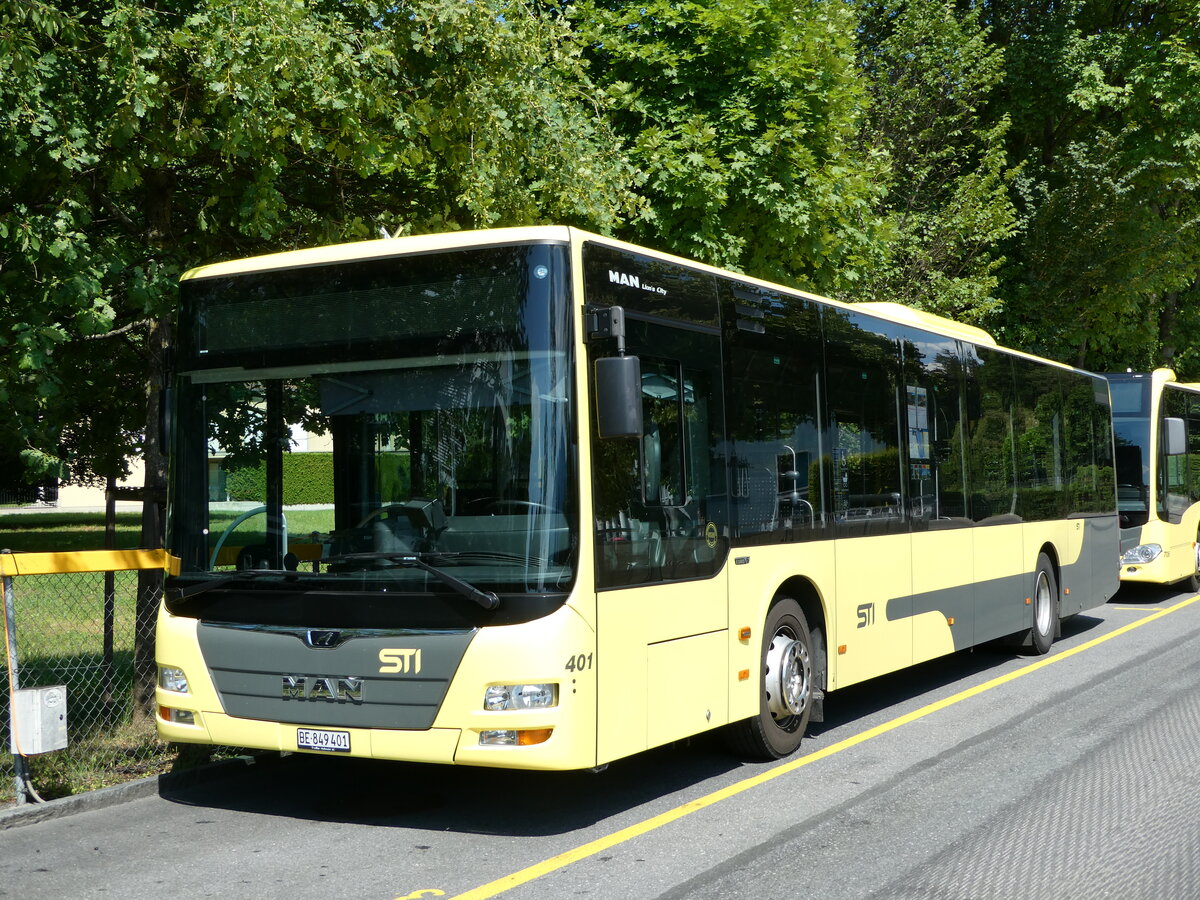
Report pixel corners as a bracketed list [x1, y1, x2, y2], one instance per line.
[1163, 417, 1187, 456]
[595, 355, 643, 439]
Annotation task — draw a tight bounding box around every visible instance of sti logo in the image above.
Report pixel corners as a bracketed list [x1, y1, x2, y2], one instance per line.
[378, 648, 423, 674]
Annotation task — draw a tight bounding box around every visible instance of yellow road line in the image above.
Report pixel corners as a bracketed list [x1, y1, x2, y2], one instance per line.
[448, 593, 1200, 900]
[1111, 606, 1166, 611]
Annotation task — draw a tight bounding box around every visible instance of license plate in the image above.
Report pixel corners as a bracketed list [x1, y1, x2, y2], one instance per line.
[296, 728, 351, 753]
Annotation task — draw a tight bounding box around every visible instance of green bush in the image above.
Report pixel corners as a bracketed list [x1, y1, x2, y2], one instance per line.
[377, 452, 411, 500]
[222, 461, 266, 502]
[222, 453, 336, 505]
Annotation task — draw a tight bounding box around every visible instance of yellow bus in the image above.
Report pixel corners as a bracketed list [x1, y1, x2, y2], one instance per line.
[156, 227, 1120, 768]
[1108, 369, 1200, 590]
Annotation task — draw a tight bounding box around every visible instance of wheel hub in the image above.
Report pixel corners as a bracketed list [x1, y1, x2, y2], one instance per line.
[765, 630, 810, 720]
[1034, 570, 1052, 634]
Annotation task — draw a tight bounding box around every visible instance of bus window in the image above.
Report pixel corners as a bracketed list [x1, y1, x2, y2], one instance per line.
[964, 347, 1017, 522]
[1159, 387, 1198, 524]
[724, 282, 824, 544]
[901, 332, 968, 525]
[640, 359, 687, 507]
[824, 310, 904, 535]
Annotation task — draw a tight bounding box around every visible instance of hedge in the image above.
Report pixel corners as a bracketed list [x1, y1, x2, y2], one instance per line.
[223, 453, 335, 505]
[222, 452, 410, 505]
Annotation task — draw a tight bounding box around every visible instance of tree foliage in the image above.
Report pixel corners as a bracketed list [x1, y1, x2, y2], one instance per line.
[987, 0, 1200, 373]
[0, 0, 638, 488]
[856, 0, 1019, 325]
[3, 0, 1200, 503]
[573, 0, 890, 294]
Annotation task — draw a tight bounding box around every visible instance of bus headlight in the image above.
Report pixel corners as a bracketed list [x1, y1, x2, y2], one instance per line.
[483, 683, 557, 711]
[1121, 544, 1162, 565]
[158, 666, 190, 693]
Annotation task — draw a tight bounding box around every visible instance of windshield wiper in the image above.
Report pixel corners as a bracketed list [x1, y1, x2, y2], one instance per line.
[418, 550, 551, 567]
[324, 552, 501, 610]
[169, 568, 297, 601]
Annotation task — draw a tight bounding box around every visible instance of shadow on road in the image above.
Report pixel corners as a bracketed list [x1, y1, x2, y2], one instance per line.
[1109, 582, 1193, 605]
[160, 734, 747, 836]
[161, 590, 1161, 837]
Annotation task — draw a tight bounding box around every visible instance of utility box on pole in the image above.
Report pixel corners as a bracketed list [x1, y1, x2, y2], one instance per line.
[10, 685, 68, 755]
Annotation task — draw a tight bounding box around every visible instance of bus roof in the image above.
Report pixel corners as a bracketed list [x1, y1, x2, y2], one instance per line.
[179, 226, 574, 281]
[182, 225, 1022, 359]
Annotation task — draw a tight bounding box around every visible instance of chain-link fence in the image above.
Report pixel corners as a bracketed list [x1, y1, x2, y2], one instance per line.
[2, 551, 173, 806]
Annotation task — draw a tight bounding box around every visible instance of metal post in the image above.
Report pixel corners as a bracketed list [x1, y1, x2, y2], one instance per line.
[3, 550, 29, 805]
[103, 478, 116, 725]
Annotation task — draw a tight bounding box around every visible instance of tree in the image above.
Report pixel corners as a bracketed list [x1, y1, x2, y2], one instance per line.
[573, 0, 890, 295]
[0, 0, 638, 710]
[0, 0, 639, 487]
[855, 0, 1019, 326]
[984, 0, 1200, 373]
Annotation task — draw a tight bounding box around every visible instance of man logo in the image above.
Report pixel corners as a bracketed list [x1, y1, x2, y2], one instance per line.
[281, 675, 364, 703]
[608, 269, 640, 289]
[379, 648, 422, 674]
[305, 630, 344, 649]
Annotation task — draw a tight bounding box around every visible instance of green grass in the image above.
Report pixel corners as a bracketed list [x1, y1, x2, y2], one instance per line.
[210, 508, 336, 545]
[0, 508, 338, 554]
[0, 512, 147, 552]
[19, 718, 179, 801]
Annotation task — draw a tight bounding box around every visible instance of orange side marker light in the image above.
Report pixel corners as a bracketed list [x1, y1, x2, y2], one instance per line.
[517, 729, 553, 746]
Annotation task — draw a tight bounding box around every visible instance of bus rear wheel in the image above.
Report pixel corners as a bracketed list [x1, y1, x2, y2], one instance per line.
[726, 596, 813, 760]
[1029, 553, 1058, 655]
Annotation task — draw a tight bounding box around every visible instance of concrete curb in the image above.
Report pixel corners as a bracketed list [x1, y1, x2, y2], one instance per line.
[0, 755, 261, 831]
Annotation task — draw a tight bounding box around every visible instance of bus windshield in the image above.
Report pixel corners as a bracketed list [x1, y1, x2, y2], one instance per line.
[1113, 418, 1150, 524]
[1108, 374, 1151, 528]
[167, 243, 576, 598]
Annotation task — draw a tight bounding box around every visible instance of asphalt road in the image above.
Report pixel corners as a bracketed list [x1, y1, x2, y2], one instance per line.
[3, 583, 1198, 900]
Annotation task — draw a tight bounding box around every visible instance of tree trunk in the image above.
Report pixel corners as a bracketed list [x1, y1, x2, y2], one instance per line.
[1159, 290, 1179, 368]
[133, 316, 170, 718]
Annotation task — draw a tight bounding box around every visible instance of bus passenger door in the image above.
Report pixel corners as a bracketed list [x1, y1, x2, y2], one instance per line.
[590, 328, 731, 763]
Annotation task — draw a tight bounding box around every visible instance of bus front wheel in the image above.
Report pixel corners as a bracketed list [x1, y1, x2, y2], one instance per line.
[726, 596, 813, 760]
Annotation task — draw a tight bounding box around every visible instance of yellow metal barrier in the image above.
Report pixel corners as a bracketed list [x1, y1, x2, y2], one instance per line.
[0, 548, 179, 577]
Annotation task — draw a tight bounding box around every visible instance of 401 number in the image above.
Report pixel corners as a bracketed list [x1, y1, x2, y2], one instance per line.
[565, 653, 594, 672]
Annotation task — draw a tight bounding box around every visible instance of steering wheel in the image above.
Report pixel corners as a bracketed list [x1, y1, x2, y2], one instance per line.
[354, 504, 414, 529]
[487, 500, 554, 514]
[209, 505, 288, 570]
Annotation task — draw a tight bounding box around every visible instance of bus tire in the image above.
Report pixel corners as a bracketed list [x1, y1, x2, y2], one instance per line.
[726, 596, 813, 760]
[1029, 553, 1058, 655]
